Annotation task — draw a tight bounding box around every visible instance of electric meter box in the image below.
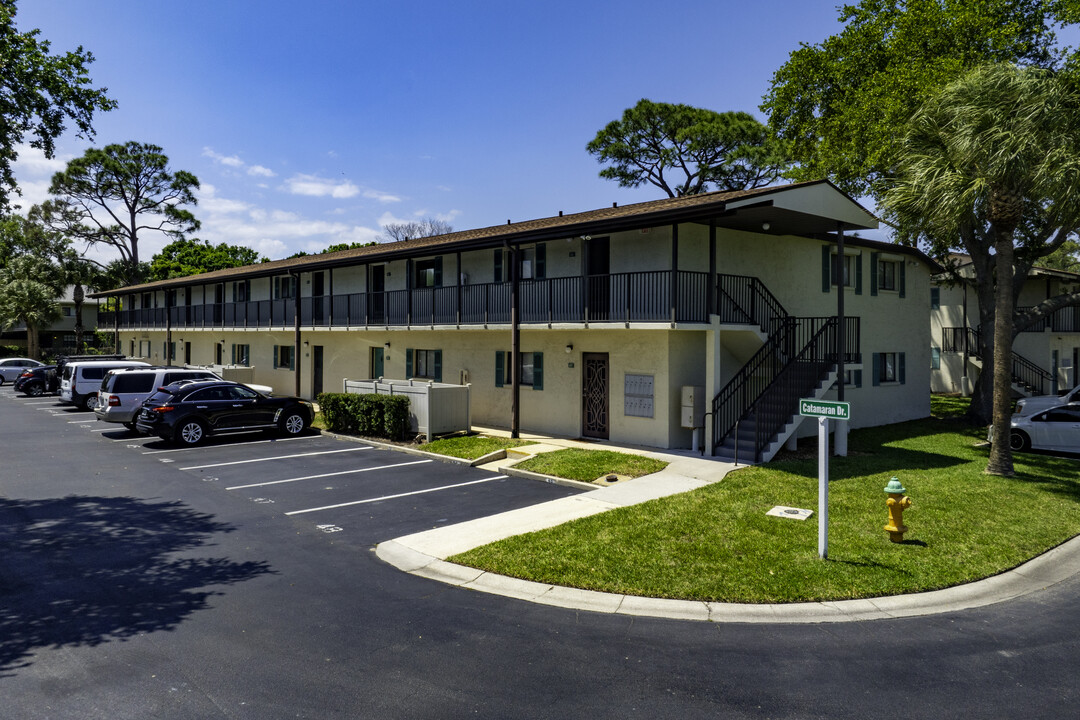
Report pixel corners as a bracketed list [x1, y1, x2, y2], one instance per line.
[680, 385, 705, 429]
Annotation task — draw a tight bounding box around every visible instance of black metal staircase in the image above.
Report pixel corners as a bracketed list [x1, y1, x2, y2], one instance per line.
[709, 274, 860, 464]
[941, 327, 1052, 396]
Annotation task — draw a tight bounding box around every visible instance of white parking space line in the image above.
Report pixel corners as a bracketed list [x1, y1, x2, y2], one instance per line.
[284, 475, 508, 516]
[67, 419, 97, 423]
[141, 435, 318, 455]
[226, 459, 433, 490]
[179, 447, 369, 470]
[22, 401, 57, 405]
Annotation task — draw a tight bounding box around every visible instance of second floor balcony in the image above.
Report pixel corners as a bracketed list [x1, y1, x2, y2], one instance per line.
[102, 270, 722, 331]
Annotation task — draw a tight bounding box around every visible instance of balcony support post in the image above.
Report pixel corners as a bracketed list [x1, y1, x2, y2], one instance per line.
[670, 223, 679, 328]
[708, 219, 716, 319]
[835, 222, 848, 457]
[509, 243, 521, 438]
[292, 271, 302, 398]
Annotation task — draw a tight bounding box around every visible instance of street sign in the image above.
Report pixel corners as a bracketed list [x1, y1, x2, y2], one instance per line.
[798, 397, 851, 560]
[799, 399, 851, 421]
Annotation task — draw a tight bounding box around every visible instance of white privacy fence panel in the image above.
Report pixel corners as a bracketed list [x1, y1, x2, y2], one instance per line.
[342, 378, 471, 442]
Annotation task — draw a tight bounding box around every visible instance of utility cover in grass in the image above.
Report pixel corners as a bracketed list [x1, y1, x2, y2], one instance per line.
[766, 506, 813, 520]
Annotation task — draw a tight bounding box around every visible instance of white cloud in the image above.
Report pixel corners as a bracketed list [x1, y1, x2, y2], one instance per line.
[362, 188, 402, 204]
[248, 165, 276, 178]
[202, 147, 245, 168]
[284, 173, 360, 199]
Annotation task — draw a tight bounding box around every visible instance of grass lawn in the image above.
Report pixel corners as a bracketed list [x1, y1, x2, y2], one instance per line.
[451, 396, 1080, 603]
[515, 448, 669, 482]
[419, 435, 536, 460]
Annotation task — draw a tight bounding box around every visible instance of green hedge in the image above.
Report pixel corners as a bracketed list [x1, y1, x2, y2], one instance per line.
[317, 392, 411, 441]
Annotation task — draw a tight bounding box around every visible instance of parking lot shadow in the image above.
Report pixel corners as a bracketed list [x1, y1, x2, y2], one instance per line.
[0, 495, 273, 676]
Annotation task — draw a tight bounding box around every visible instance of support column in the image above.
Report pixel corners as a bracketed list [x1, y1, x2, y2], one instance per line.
[292, 271, 302, 398]
[509, 244, 520, 438]
[835, 222, 848, 457]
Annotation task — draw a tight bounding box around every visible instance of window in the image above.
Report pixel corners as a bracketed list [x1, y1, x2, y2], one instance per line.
[139, 340, 151, 357]
[494, 244, 546, 282]
[232, 281, 250, 302]
[232, 344, 250, 366]
[495, 351, 542, 389]
[931, 347, 941, 370]
[833, 253, 854, 287]
[273, 276, 295, 299]
[878, 260, 898, 291]
[63, 306, 74, 317]
[871, 252, 905, 297]
[841, 369, 863, 388]
[273, 345, 295, 370]
[413, 258, 442, 288]
[880, 352, 897, 382]
[63, 333, 76, 344]
[872, 352, 905, 385]
[930, 287, 940, 309]
[167, 342, 176, 362]
[407, 348, 441, 380]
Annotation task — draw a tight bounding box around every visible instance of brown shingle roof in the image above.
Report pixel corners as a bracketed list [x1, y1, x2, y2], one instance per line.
[92, 180, 892, 295]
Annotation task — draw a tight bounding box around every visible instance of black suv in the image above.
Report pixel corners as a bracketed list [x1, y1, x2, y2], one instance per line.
[14, 365, 58, 396]
[135, 380, 314, 446]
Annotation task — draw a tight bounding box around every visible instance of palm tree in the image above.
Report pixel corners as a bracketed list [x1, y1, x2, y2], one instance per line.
[0, 255, 64, 359]
[885, 63, 1080, 476]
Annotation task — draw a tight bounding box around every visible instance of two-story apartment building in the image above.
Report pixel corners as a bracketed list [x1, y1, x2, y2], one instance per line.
[932, 257, 1080, 396]
[92, 180, 938, 462]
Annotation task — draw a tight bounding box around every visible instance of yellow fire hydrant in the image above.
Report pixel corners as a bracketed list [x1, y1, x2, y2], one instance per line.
[884, 477, 912, 543]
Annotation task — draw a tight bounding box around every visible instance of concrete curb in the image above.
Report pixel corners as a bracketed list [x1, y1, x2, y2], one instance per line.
[376, 533, 1080, 625]
[321, 429, 601, 490]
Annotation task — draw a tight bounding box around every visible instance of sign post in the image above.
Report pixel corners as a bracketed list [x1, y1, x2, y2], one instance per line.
[799, 399, 851, 559]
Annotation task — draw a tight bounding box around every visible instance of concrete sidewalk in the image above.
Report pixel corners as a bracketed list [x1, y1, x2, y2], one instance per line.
[373, 428, 1080, 624]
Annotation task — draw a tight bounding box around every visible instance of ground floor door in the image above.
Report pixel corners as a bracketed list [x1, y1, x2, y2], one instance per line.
[371, 346, 384, 378]
[313, 345, 324, 397]
[582, 352, 609, 439]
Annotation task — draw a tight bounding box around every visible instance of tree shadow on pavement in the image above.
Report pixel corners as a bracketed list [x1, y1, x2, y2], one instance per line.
[0, 495, 273, 676]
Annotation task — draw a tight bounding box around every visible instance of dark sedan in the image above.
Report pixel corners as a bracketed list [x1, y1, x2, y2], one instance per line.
[134, 380, 314, 446]
[13, 365, 58, 396]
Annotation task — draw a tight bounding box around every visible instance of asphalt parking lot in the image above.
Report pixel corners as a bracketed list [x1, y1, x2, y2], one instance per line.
[2, 387, 583, 551]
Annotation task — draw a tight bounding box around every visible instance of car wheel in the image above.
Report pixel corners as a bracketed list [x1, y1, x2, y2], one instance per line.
[279, 410, 308, 436]
[1009, 430, 1031, 452]
[81, 394, 98, 412]
[175, 419, 206, 446]
[123, 422, 139, 432]
[0, 377, 6, 386]
[25, 383, 43, 397]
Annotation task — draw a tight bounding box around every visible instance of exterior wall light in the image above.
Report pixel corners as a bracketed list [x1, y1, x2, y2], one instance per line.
[565, 344, 573, 354]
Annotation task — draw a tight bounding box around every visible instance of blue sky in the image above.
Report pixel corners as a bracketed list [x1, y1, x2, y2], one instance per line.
[15, 1, 853, 263]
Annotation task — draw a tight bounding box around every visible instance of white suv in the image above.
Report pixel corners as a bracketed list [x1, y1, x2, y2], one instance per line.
[60, 360, 151, 411]
[95, 367, 222, 428]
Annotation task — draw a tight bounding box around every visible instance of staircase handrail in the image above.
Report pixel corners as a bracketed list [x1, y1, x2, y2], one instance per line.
[715, 274, 788, 333]
[954, 326, 1052, 395]
[711, 317, 838, 453]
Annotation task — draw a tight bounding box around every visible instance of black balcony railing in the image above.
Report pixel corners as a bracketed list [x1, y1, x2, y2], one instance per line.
[941, 326, 1051, 395]
[99, 269, 722, 330]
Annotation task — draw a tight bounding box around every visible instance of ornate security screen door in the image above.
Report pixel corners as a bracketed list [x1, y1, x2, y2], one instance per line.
[582, 352, 609, 439]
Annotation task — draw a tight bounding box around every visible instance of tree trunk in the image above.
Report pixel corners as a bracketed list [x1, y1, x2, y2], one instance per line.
[73, 283, 85, 352]
[26, 324, 40, 361]
[987, 232, 1016, 476]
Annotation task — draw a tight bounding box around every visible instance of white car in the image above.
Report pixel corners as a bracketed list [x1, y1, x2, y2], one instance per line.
[1014, 384, 1080, 417]
[1000, 404, 1080, 453]
[0, 357, 44, 384]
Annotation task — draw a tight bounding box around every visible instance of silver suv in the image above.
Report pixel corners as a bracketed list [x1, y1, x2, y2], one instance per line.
[95, 367, 221, 428]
